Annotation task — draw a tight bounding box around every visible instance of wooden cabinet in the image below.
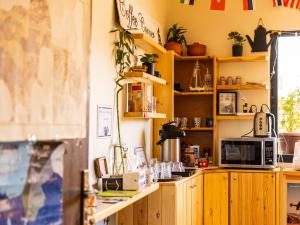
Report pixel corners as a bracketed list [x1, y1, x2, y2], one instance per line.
[204, 172, 229, 225]
[230, 172, 276, 225]
[159, 174, 203, 225]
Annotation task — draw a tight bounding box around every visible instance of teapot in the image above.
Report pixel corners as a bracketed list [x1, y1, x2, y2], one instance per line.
[246, 18, 274, 52]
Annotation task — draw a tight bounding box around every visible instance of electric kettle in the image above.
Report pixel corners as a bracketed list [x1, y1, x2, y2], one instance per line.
[253, 105, 275, 137]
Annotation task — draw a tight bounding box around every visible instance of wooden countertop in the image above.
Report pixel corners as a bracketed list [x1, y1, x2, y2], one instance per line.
[159, 167, 295, 186]
[86, 183, 159, 224]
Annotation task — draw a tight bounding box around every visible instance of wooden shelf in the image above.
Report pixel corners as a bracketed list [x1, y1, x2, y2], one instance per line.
[216, 115, 254, 120]
[174, 90, 214, 96]
[216, 55, 269, 63]
[174, 53, 214, 61]
[88, 184, 159, 223]
[124, 112, 166, 119]
[132, 33, 166, 55]
[181, 127, 214, 131]
[217, 84, 268, 90]
[124, 72, 167, 85]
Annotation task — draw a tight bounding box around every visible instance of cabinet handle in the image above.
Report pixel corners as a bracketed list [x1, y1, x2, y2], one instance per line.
[190, 185, 193, 189]
[209, 208, 213, 216]
[232, 177, 237, 181]
[193, 184, 197, 188]
[156, 212, 160, 219]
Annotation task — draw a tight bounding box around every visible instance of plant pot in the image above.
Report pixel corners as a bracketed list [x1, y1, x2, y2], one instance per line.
[279, 132, 300, 155]
[187, 43, 206, 56]
[164, 41, 183, 55]
[232, 45, 243, 56]
[143, 62, 155, 76]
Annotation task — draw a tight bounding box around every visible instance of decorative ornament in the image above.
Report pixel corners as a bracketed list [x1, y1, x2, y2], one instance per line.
[211, 0, 226, 10]
[246, 18, 274, 52]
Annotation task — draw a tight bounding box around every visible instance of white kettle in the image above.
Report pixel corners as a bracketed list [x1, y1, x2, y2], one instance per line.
[293, 141, 300, 170]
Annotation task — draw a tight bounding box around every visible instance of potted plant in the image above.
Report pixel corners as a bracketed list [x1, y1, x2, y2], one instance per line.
[140, 53, 158, 76]
[227, 31, 246, 56]
[278, 88, 300, 154]
[110, 28, 135, 174]
[165, 24, 187, 55]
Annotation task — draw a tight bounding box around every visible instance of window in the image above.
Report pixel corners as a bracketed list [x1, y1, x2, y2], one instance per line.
[271, 33, 300, 157]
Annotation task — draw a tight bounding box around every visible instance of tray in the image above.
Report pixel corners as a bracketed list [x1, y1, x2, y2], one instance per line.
[157, 175, 182, 182]
[172, 168, 196, 177]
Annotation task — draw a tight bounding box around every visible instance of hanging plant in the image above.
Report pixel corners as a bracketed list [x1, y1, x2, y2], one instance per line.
[110, 28, 135, 174]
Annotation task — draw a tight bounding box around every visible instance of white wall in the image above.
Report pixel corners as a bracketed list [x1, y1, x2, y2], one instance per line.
[88, 0, 168, 183]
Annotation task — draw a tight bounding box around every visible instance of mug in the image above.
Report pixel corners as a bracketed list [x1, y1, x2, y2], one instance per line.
[180, 117, 188, 128]
[174, 117, 181, 127]
[194, 117, 202, 128]
[206, 118, 213, 127]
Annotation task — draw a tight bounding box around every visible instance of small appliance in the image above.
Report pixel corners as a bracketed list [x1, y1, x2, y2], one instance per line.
[219, 137, 277, 169]
[157, 121, 186, 162]
[253, 105, 275, 137]
[293, 141, 300, 170]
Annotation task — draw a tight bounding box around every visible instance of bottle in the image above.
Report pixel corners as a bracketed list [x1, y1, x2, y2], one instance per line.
[243, 103, 248, 113]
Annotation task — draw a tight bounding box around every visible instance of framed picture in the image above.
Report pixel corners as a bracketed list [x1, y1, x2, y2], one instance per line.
[94, 156, 109, 178]
[97, 106, 113, 138]
[218, 92, 237, 115]
[287, 181, 300, 225]
[134, 146, 147, 168]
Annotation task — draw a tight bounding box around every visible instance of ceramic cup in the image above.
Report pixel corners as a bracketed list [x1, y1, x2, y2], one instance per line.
[194, 117, 202, 128]
[180, 117, 188, 128]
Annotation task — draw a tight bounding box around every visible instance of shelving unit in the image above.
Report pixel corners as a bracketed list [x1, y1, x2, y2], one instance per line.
[216, 115, 254, 120]
[174, 53, 214, 61]
[181, 127, 214, 131]
[216, 54, 269, 63]
[174, 90, 214, 96]
[124, 112, 166, 119]
[124, 72, 167, 85]
[217, 84, 268, 90]
[132, 33, 166, 55]
[173, 54, 216, 164]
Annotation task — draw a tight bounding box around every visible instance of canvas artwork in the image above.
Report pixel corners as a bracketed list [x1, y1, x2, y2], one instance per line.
[0, 141, 65, 225]
[0, 0, 91, 141]
[287, 182, 300, 225]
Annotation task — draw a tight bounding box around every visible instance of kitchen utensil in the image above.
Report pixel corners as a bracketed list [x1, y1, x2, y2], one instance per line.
[157, 121, 186, 162]
[187, 43, 207, 56]
[253, 104, 275, 137]
[180, 117, 188, 128]
[194, 117, 202, 128]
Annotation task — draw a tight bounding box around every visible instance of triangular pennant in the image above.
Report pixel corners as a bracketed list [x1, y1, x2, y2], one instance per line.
[180, 0, 195, 5]
[211, 0, 225, 10]
[273, 0, 283, 7]
[243, 0, 255, 10]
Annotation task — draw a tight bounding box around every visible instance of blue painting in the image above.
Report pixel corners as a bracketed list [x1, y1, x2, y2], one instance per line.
[0, 142, 64, 225]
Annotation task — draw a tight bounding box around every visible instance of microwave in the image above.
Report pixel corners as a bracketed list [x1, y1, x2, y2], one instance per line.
[219, 137, 277, 169]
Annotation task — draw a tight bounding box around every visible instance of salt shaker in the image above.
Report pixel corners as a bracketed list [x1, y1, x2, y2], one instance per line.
[227, 76, 233, 85]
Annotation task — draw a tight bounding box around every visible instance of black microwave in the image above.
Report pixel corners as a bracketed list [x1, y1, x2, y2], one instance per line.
[219, 138, 277, 169]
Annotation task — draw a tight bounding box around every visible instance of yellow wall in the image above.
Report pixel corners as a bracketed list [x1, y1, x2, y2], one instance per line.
[166, 0, 300, 138]
[89, 0, 168, 183]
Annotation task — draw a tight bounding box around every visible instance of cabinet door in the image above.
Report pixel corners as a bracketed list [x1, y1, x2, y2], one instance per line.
[230, 172, 276, 225]
[204, 173, 229, 225]
[148, 189, 161, 225]
[186, 179, 193, 225]
[192, 174, 203, 225]
[176, 182, 188, 225]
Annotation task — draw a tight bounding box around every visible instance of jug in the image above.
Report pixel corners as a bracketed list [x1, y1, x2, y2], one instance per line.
[246, 18, 274, 52]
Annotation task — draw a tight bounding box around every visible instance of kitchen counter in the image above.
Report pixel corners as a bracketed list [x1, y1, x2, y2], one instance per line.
[159, 166, 299, 186]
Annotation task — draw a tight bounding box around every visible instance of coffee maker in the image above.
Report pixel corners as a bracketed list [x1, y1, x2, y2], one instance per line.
[157, 121, 186, 162]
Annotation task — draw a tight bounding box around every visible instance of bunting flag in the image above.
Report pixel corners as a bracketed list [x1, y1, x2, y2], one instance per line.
[279, 0, 300, 8]
[211, 0, 226, 10]
[243, 0, 255, 10]
[180, 0, 195, 5]
[273, 0, 283, 7]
